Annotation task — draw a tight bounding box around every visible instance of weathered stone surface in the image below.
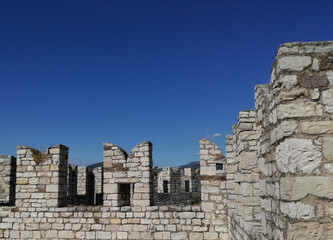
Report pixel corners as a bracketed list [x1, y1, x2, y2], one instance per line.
[287, 222, 333, 240]
[277, 45, 299, 56]
[298, 71, 328, 88]
[276, 138, 322, 174]
[323, 137, 333, 161]
[280, 176, 333, 200]
[301, 121, 333, 134]
[326, 71, 333, 85]
[322, 88, 333, 113]
[280, 201, 315, 219]
[277, 56, 311, 71]
[319, 53, 333, 70]
[277, 102, 322, 119]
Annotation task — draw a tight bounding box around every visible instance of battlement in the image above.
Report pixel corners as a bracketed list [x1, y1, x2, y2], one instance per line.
[0, 40, 333, 239]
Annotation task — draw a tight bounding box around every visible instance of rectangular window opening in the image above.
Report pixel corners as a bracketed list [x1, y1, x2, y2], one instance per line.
[216, 163, 223, 171]
[185, 180, 190, 192]
[118, 183, 131, 206]
[163, 180, 168, 193]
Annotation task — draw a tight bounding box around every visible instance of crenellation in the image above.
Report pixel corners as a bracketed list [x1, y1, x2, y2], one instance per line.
[1, 40, 333, 239]
[152, 167, 200, 206]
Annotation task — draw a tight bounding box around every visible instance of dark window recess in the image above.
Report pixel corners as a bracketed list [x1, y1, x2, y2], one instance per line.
[216, 163, 223, 170]
[118, 183, 131, 206]
[163, 180, 168, 193]
[185, 180, 190, 192]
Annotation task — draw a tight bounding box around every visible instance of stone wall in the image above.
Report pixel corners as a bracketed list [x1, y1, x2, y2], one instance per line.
[1, 40, 333, 240]
[152, 167, 200, 206]
[77, 166, 94, 205]
[255, 41, 333, 240]
[15, 145, 68, 208]
[103, 141, 153, 207]
[200, 139, 228, 239]
[0, 205, 207, 240]
[0, 141, 228, 240]
[225, 41, 333, 240]
[0, 155, 16, 206]
[227, 111, 261, 240]
[92, 166, 103, 205]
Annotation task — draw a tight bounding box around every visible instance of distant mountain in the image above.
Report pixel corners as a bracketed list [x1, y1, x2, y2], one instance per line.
[87, 160, 200, 171]
[160, 161, 200, 171]
[87, 162, 103, 169]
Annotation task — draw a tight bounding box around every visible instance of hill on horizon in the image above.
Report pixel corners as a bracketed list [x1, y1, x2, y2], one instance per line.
[86, 160, 200, 172]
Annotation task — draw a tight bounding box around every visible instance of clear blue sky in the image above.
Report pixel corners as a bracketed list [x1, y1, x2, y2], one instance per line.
[1, 1, 333, 167]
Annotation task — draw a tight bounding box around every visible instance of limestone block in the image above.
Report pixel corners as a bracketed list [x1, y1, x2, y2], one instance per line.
[238, 131, 257, 141]
[204, 232, 218, 239]
[275, 138, 322, 174]
[58, 231, 74, 239]
[189, 232, 203, 239]
[326, 71, 333, 85]
[280, 201, 315, 219]
[301, 121, 333, 134]
[277, 56, 311, 72]
[287, 222, 333, 240]
[313, 43, 333, 53]
[277, 102, 322, 120]
[322, 137, 333, 161]
[201, 202, 214, 211]
[280, 176, 333, 200]
[277, 45, 299, 56]
[298, 71, 328, 88]
[276, 121, 297, 141]
[241, 183, 253, 197]
[312, 58, 319, 70]
[200, 166, 215, 176]
[171, 232, 187, 239]
[96, 231, 111, 239]
[281, 88, 307, 100]
[46, 185, 58, 193]
[238, 122, 253, 132]
[322, 88, 333, 113]
[238, 152, 257, 170]
[324, 163, 333, 173]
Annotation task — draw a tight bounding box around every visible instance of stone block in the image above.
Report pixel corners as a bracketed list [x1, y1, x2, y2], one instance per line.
[275, 138, 322, 174]
[322, 88, 333, 113]
[280, 201, 315, 219]
[277, 56, 311, 71]
[287, 222, 333, 240]
[301, 121, 333, 134]
[277, 102, 322, 120]
[280, 176, 333, 200]
[171, 232, 187, 240]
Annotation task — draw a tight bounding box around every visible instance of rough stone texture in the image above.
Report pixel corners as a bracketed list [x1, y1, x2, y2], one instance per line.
[322, 88, 333, 113]
[77, 166, 95, 205]
[0, 156, 16, 206]
[152, 167, 200, 205]
[227, 111, 261, 240]
[15, 145, 68, 208]
[275, 138, 322, 174]
[277, 56, 312, 72]
[1, 40, 333, 240]
[200, 139, 228, 238]
[92, 166, 103, 205]
[103, 141, 153, 207]
[252, 41, 333, 240]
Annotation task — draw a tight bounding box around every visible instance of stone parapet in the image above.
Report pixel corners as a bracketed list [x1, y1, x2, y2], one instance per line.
[15, 145, 68, 208]
[0, 205, 216, 240]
